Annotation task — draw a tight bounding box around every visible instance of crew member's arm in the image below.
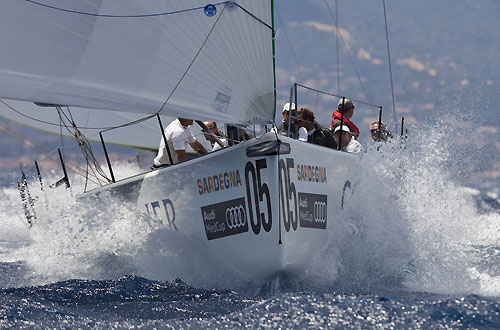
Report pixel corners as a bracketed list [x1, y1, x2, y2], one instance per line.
[189, 140, 208, 154]
[175, 149, 188, 162]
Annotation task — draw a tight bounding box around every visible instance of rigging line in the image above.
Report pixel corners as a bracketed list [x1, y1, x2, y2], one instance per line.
[56, 106, 73, 129]
[382, 0, 398, 132]
[0, 121, 102, 183]
[23, 0, 229, 18]
[56, 111, 111, 183]
[295, 83, 381, 108]
[0, 122, 51, 153]
[83, 156, 90, 193]
[231, 2, 274, 32]
[335, 0, 340, 94]
[83, 108, 92, 136]
[66, 106, 76, 125]
[275, 2, 300, 67]
[81, 109, 95, 187]
[56, 107, 84, 160]
[61, 156, 101, 185]
[0, 125, 100, 185]
[99, 113, 157, 133]
[314, 91, 319, 113]
[323, 0, 376, 117]
[0, 99, 119, 130]
[64, 106, 91, 186]
[58, 108, 65, 160]
[80, 142, 106, 186]
[0, 125, 49, 157]
[0, 117, 78, 158]
[154, 3, 229, 116]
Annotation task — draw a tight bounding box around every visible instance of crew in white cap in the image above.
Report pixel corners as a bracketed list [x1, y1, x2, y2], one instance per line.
[272, 102, 300, 138]
[333, 125, 364, 154]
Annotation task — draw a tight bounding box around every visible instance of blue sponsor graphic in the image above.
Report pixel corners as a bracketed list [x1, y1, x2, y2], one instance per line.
[341, 180, 351, 209]
[204, 4, 217, 17]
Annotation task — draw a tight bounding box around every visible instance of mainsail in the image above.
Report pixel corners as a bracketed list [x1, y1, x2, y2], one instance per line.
[0, 1, 275, 124]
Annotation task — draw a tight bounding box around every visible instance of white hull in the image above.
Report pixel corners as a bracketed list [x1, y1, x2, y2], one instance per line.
[89, 133, 359, 280]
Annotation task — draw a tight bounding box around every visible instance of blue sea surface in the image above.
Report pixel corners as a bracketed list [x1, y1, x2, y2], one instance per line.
[1, 272, 499, 328]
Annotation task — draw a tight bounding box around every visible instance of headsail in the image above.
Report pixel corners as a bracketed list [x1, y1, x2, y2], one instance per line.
[0, 1, 275, 124]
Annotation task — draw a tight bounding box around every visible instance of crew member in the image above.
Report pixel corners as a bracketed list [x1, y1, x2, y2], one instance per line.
[203, 121, 227, 152]
[331, 98, 360, 138]
[152, 118, 208, 169]
[272, 102, 299, 138]
[297, 107, 337, 149]
[370, 121, 393, 142]
[333, 125, 364, 154]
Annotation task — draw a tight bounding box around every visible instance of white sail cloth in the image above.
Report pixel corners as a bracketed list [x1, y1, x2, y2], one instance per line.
[0, 1, 275, 124]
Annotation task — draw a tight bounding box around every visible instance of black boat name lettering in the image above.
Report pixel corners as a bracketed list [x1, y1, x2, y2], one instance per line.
[145, 198, 177, 231]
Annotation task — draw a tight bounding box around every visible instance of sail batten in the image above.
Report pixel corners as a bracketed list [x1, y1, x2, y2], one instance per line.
[0, 0, 274, 124]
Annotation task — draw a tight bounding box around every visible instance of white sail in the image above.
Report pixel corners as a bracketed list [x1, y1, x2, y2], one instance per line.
[0, 1, 275, 124]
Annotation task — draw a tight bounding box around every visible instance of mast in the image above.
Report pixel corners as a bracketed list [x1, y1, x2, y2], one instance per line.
[271, 0, 277, 122]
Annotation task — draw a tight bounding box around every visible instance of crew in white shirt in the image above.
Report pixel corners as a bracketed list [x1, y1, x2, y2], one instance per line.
[333, 125, 364, 154]
[152, 118, 208, 168]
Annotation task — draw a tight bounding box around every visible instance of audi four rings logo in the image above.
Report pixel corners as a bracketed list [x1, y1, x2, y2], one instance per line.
[226, 205, 247, 229]
[313, 202, 327, 222]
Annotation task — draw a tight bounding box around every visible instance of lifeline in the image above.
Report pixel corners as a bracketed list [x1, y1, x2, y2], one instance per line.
[197, 170, 243, 195]
[296, 164, 327, 183]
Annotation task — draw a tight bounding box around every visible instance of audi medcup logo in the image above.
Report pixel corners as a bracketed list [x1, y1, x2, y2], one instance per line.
[200, 197, 248, 240]
[298, 192, 327, 229]
[314, 201, 327, 223]
[226, 205, 246, 229]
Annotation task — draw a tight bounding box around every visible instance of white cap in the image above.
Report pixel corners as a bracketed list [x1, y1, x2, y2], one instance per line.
[282, 102, 296, 112]
[334, 125, 351, 134]
[337, 98, 355, 109]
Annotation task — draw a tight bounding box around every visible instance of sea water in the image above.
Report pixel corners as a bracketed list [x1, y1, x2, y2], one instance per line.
[1, 121, 499, 328]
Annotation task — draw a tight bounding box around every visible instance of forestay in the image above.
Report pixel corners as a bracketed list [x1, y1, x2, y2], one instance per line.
[0, 1, 275, 124]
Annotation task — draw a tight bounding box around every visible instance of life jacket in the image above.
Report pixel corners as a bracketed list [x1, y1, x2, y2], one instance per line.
[330, 110, 360, 137]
